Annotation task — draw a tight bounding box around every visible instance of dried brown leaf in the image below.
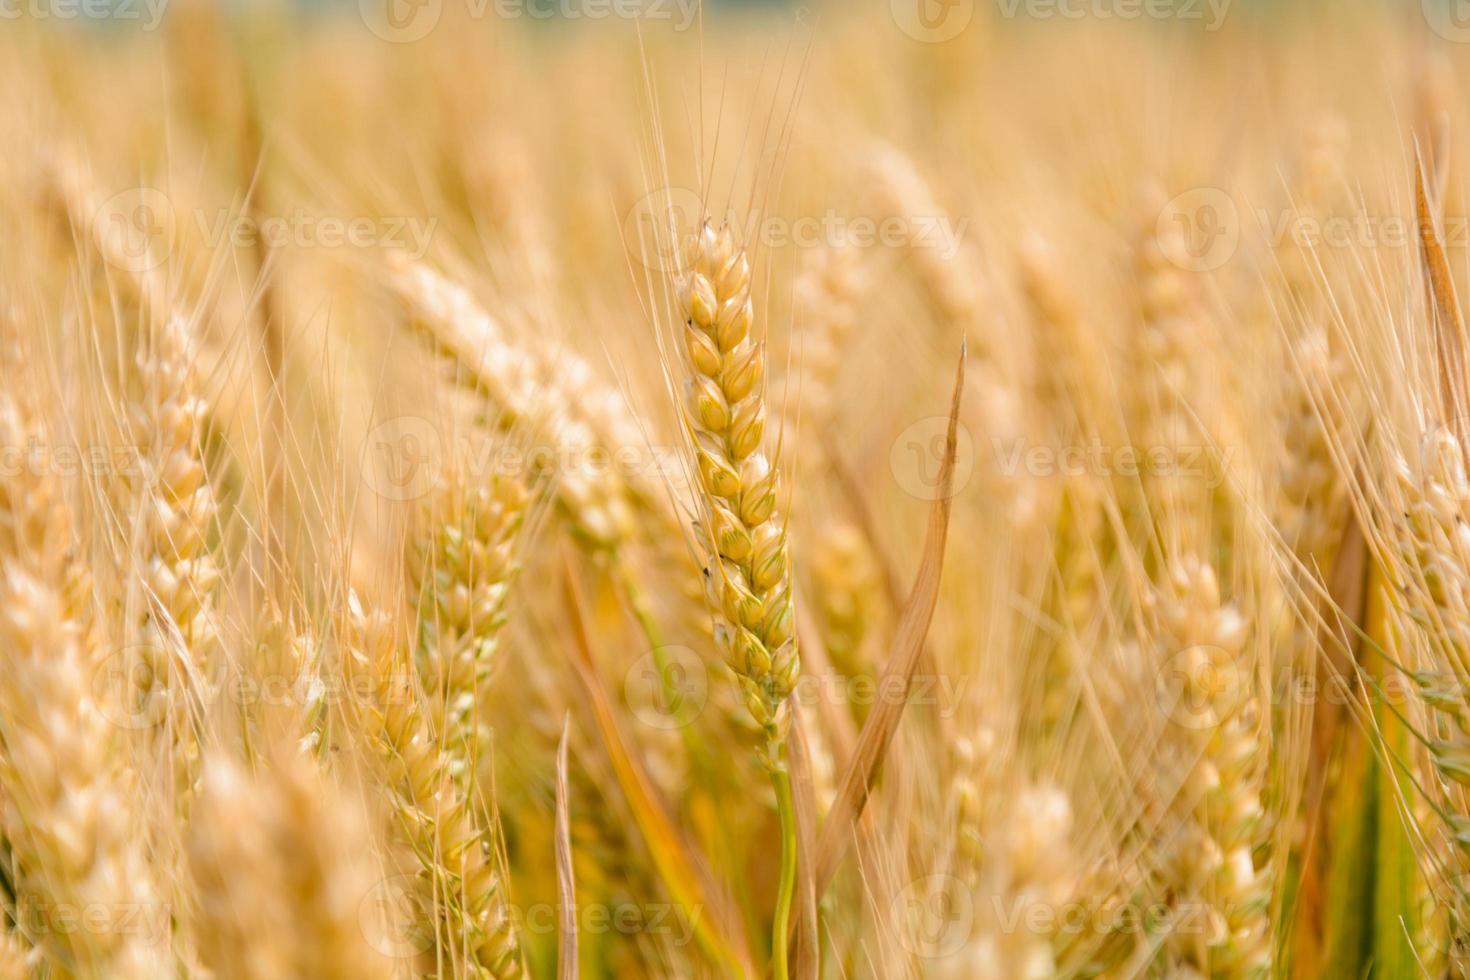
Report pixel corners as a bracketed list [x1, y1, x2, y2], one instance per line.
[555, 715, 577, 980]
[813, 342, 966, 894]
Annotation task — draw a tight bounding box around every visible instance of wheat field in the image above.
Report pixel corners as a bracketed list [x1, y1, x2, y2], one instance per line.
[5, 0, 1470, 976]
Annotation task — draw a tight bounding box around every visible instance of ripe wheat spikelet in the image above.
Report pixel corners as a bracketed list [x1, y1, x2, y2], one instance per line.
[339, 593, 522, 979]
[0, 929, 24, 980]
[1149, 557, 1271, 979]
[936, 782, 1077, 980]
[794, 245, 863, 437]
[386, 255, 634, 550]
[0, 351, 165, 979]
[867, 144, 990, 343]
[810, 521, 880, 681]
[124, 315, 222, 799]
[1132, 185, 1207, 449]
[41, 159, 168, 320]
[250, 614, 326, 755]
[1277, 327, 1349, 564]
[189, 756, 391, 980]
[677, 219, 797, 765]
[1390, 426, 1470, 952]
[1276, 115, 1351, 304]
[411, 469, 529, 783]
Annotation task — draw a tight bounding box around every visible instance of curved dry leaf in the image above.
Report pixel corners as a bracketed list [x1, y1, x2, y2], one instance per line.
[813, 342, 966, 895]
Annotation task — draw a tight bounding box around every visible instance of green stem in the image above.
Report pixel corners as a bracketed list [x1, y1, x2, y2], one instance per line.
[770, 759, 797, 980]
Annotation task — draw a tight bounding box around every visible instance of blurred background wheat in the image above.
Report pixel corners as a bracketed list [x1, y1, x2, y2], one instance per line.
[5, 0, 1470, 976]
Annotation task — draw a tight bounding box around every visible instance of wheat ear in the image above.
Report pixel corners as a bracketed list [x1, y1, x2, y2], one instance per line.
[1392, 428, 1470, 959]
[412, 469, 528, 784]
[125, 315, 222, 803]
[1151, 558, 1270, 979]
[677, 220, 798, 760]
[810, 521, 880, 681]
[794, 245, 864, 437]
[341, 594, 522, 979]
[0, 359, 166, 978]
[189, 755, 392, 980]
[386, 255, 635, 550]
